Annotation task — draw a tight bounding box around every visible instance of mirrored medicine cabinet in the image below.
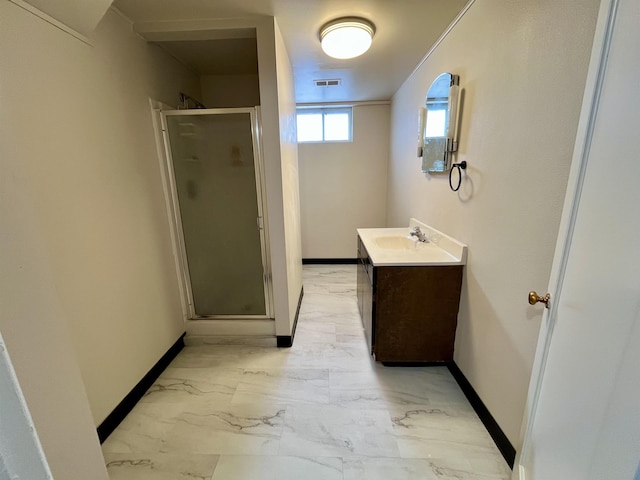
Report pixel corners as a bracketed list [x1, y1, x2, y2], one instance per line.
[417, 72, 460, 173]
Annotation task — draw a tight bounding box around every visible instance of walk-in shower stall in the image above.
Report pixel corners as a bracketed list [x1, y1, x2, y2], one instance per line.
[160, 108, 273, 319]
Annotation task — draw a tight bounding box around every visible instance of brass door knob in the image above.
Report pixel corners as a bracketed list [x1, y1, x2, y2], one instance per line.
[528, 291, 550, 308]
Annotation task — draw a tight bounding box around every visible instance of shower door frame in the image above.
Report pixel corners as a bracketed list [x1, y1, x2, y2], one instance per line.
[160, 107, 274, 320]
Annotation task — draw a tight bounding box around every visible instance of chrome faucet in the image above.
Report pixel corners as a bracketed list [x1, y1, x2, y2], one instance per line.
[410, 226, 429, 243]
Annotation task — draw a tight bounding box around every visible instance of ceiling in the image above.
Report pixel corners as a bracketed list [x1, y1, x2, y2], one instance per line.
[113, 0, 468, 103]
[157, 38, 259, 76]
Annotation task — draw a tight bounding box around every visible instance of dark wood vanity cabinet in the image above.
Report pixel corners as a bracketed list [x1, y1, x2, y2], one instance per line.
[357, 236, 374, 350]
[357, 235, 464, 363]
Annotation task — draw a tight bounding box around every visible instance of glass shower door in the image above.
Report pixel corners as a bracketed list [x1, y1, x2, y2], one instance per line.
[162, 109, 269, 317]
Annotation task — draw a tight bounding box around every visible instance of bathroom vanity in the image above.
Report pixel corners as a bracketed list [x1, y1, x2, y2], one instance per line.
[356, 219, 467, 364]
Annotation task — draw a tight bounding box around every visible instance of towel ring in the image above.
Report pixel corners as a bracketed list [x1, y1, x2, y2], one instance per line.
[449, 161, 467, 192]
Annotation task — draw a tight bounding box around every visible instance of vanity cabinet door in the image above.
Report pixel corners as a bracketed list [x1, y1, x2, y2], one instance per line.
[357, 236, 374, 354]
[362, 268, 374, 354]
[356, 239, 366, 319]
[374, 265, 463, 363]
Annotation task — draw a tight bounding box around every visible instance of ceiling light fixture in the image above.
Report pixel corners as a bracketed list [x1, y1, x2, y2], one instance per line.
[319, 17, 375, 59]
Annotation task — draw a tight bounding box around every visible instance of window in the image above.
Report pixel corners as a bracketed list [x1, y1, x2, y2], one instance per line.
[296, 108, 352, 143]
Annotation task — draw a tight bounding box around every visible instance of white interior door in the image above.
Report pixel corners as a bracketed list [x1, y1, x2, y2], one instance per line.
[0, 334, 52, 479]
[515, 0, 640, 479]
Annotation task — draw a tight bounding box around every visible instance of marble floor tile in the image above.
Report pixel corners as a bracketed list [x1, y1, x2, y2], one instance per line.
[210, 455, 343, 480]
[104, 453, 218, 480]
[299, 310, 362, 328]
[302, 265, 356, 284]
[335, 334, 366, 345]
[391, 404, 501, 460]
[302, 285, 358, 299]
[279, 404, 401, 458]
[161, 401, 286, 456]
[284, 341, 375, 372]
[102, 403, 185, 454]
[335, 321, 364, 333]
[343, 457, 443, 480]
[231, 367, 330, 405]
[103, 265, 509, 479]
[295, 319, 337, 334]
[428, 456, 512, 479]
[169, 344, 292, 369]
[330, 366, 470, 409]
[292, 321, 337, 344]
[334, 323, 367, 345]
[466, 453, 514, 477]
[140, 366, 242, 406]
[343, 456, 509, 480]
[299, 294, 359, 316]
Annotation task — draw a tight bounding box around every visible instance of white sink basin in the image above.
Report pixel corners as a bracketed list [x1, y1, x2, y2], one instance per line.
[375, 235, 425, 250]
[357, 219, 467, 266]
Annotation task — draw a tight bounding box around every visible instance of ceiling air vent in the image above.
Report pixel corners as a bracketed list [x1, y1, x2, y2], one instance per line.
[314, 79, 341, 87]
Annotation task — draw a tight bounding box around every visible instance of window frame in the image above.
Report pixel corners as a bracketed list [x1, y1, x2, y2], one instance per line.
[296, 107, 353, 143]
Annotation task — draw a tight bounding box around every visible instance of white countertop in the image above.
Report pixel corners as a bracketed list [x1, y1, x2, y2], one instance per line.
[357, 219, 467, 267]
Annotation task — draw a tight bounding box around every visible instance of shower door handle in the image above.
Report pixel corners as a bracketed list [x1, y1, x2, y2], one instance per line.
[256, 216, 264, 230]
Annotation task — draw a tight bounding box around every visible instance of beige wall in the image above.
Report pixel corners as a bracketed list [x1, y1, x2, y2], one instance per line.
[0, 4, 109, 477]
[200, 73, 260, 108]
[233, 16, 303, 337]
[274, 19, 303, 332]
[0, 163, 110, 480]
[1, 3, 201, 428]
[387, 0, 600, 445]
[19, 0, 113, 37]
[299, 104, 390, 258]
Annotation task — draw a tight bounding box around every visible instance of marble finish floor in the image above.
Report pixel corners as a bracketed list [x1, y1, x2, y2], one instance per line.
[102, 265, 510, 479]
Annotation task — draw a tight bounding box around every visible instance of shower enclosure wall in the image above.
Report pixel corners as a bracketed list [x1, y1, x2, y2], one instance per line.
[160, 108, 273, 319]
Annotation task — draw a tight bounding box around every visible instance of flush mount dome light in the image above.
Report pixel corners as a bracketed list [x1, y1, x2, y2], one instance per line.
[319, 17, 375, 59]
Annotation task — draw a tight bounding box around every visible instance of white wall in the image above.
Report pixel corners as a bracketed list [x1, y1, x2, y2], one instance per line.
[299, 104, 390, 258]
[387, 0, 600, 445]
[200, 73, 260, 108]
[274, 19, 303, 333]
[1, 3, 201, 427]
